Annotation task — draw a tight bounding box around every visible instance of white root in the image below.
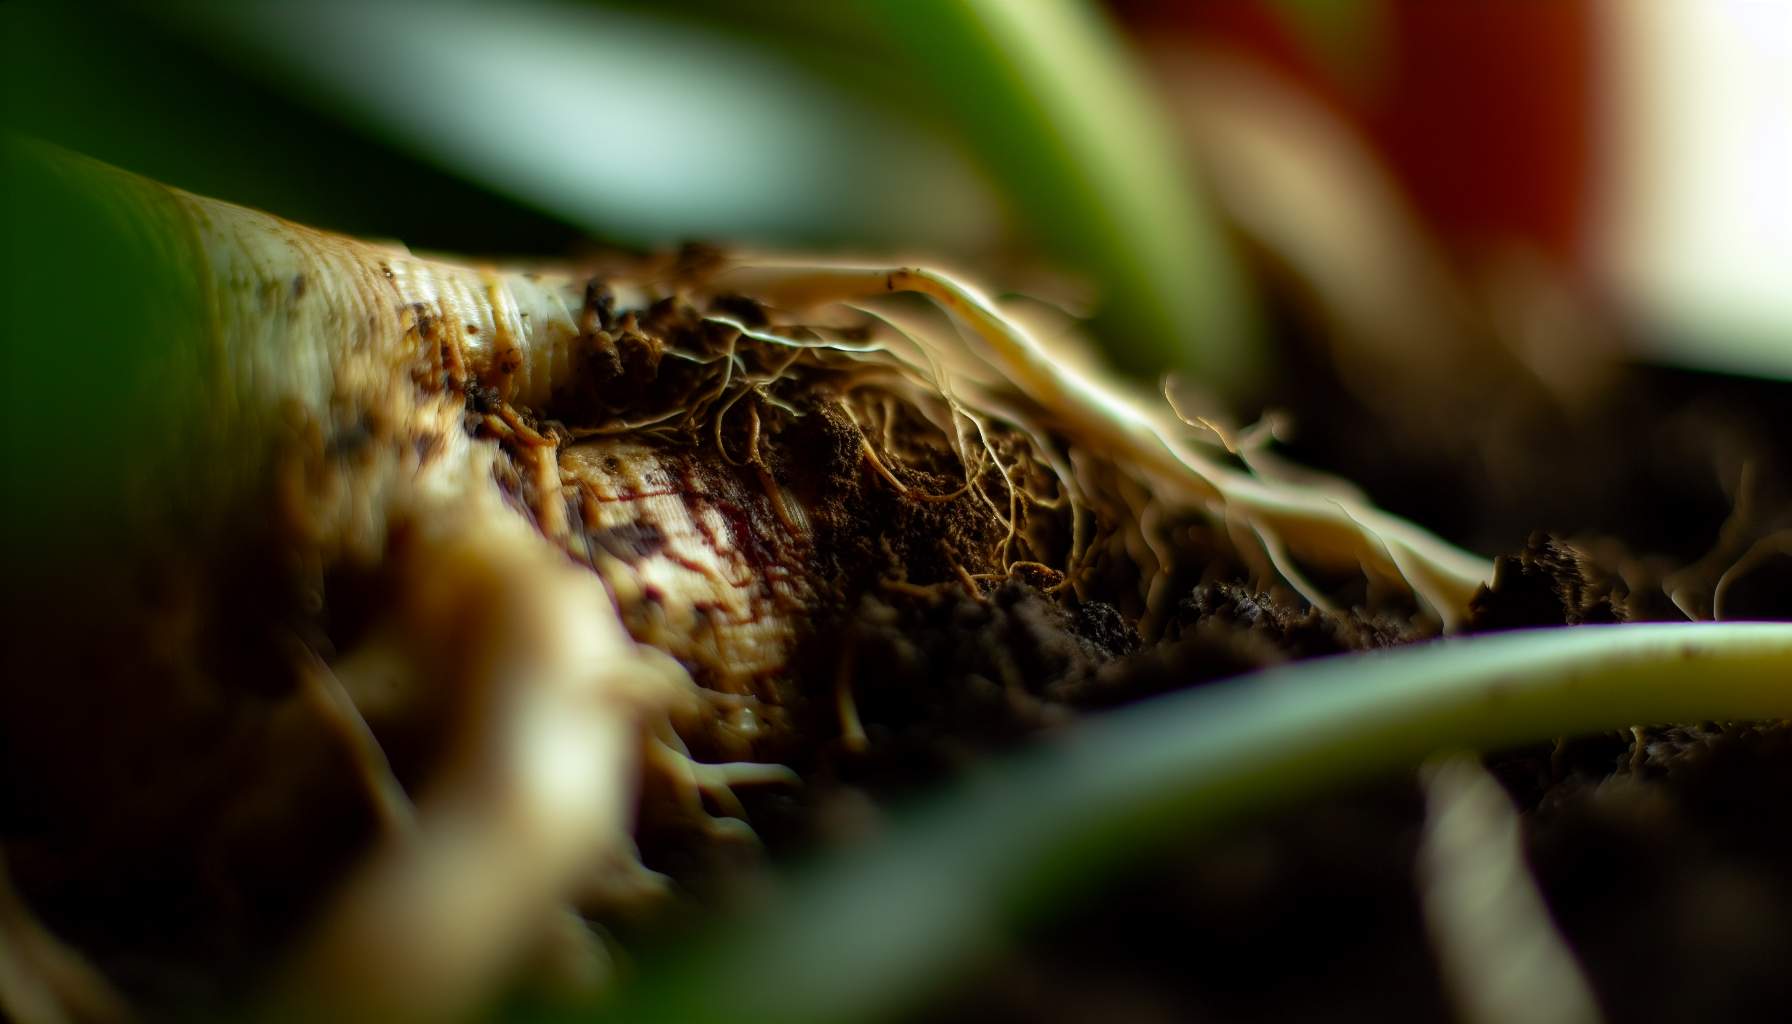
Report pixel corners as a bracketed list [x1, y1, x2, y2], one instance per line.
[703, 262, 1491, 626]
[272, 421, 696, 1022]
[1418, 757, 1604, 1024]
[82, 150, 1492, 631]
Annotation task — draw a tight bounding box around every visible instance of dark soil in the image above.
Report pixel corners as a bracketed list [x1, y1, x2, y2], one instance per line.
[628, 355, 1792, 1023]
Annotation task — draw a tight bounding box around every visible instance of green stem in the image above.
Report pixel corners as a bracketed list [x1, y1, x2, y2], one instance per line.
[581, 623, 1792, 1024]
[858, 0, 1261, 391]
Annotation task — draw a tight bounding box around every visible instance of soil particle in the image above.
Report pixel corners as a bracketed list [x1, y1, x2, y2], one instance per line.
[810, 581, 1139, 795]
[1467, 531, 1628, 631]
[1173, 580, 1411, 654]
[796, 576, 1412, 793]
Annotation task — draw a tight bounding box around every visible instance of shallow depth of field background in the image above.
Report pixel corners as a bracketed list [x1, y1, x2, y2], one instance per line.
[4, 4, 1791, 1019]
[6, 0, 1788, 393]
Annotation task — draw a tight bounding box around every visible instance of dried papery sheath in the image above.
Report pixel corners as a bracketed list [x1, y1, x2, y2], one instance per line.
[0, 146, 1490, 1020]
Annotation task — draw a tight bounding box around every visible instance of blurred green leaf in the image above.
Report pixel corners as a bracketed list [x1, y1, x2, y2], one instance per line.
[169, 0, 999, 252]
[0, 140, 212, 576]
[855, 0, 1262, 391]
[0, 3, 582, 253]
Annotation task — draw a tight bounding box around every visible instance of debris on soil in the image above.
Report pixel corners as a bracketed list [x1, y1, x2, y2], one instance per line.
[1467, 531, 1628, 631]
[620, 351, 1792, 1024]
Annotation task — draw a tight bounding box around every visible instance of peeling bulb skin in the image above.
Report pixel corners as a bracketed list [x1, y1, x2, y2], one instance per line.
[1, 147, 1496, 1021]
[559, 438, 817, 700]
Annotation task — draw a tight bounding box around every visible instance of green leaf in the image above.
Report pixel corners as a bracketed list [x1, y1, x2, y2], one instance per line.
[851, 0, 1263, 391]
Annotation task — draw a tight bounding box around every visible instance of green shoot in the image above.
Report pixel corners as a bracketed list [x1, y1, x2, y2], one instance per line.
[582, 623, 1792, 1024]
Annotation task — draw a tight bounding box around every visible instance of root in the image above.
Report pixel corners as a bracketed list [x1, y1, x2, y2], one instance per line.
[710, 260, 1491, 627]
[1418, 758, 1603, 1024]
[295, 647, 418, 838]
[0, 857, 132, 1024]
[274, 435, 701, 1020]
[1714, 529, 1792, 620]
[645, 727, 801, 840]
[834, 634, 869, 753]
